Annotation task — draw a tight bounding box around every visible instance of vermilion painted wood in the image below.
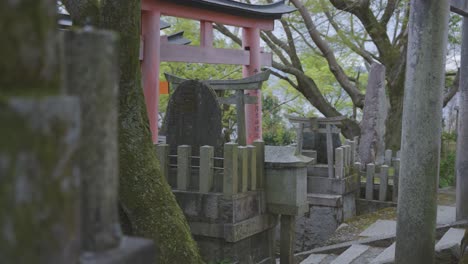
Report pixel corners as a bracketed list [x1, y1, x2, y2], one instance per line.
[160, 43, 250, 65]
[141, 0, 280, 143]
[242, 27, 262, 144]
[142, 0, 275, 30]
[141, 11, 161, 143]
[200, 21, 213, 48]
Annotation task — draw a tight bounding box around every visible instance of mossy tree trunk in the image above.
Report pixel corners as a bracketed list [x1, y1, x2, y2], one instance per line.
[62, 1, 203, 263]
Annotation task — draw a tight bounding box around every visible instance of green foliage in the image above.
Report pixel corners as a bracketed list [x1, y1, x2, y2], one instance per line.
[440, 151, 456, 188]
[262, 92, 295, 146]
[440, 132, 457, 188]
[442, 131, 457, 141]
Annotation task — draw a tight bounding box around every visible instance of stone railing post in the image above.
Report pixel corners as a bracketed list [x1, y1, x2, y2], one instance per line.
[253, 140, 265, 189]
[354, 162, 362, 198]
[379, 165, 389, 201]
[64, 29, 121, 251]
[247, 145, 257, 191]
[199, 145, 214, 193]
[392, 159, 400, 203]
[366, 163, 375, 200]
[384, 150, 393, 166]
[177, 145, 191, 190]
[223, 143, 238, 197]
[335, 147, 344, 179]
[156, 144, 170, 180]
[350, 140, 356, 164]
[238, 146, 248, 193]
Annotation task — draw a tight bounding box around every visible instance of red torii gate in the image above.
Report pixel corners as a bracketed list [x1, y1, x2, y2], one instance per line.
[140, 0, 295, 144]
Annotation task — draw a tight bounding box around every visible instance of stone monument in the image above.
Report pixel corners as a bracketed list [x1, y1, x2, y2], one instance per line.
[165, 80, 223, 155]
[359, 63, 389, 165]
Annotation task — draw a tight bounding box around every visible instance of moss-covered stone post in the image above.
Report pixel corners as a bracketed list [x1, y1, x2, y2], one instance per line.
[64, 29, 121, 251]
[1, 1, 80, 262]
[395, 0, 449, 263]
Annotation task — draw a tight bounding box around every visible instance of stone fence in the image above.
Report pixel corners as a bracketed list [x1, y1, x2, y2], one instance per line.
[333, 139, 358, 179]
[356, 150, 401, 203]
[155, 140, 265, 196]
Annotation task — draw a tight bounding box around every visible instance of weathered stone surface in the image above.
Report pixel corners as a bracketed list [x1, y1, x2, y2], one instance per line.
[164, 80, 223, 155]
[195, 227, 276, 264]
[395, 1, 450, 262]
[359, 63, 388, 166]
[0, 97, 81, 263]
[265, 146, 312, 216]
[64, 29, 121, 252]
[330, 244, 369, 264]
[457, 17, 468, 221]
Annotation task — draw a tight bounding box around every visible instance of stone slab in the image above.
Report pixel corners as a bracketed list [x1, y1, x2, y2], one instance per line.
[330, 244, 370, 264]
[360, 206, 456, 237]
[307, 193, 342, 207]
[370, 242, 395, 264]
[359, 220, 396, 238]
[188, 214, 277, 242]
[299, 253, 328, 264]
[80, 236, 155, 264]
[307, 174, 359, 195]
[437, 206, 456, 225]
[265, 146, 314, 168]
[435, 227, 465, 251]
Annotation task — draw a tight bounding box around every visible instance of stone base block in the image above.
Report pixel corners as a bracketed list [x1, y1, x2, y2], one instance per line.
[307, 173, 359, 195]
[196, 226, 276, 264]
[80, 236, 155, 264]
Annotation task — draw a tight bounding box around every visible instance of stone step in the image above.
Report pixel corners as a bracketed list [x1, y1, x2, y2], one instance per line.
[329, 244, 370, 264]
[351, 246, 385, 264]
[370, 242, 395, 264]
[435, 227, 465, 257]
[300, 253, 329, 264]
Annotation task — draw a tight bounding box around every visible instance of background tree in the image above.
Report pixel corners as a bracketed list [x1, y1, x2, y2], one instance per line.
[61, 1, 203, 263]
[215, 0, 463, 150]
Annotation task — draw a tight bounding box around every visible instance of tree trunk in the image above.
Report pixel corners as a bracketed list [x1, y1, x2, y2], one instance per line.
[385, 76, 405, 151]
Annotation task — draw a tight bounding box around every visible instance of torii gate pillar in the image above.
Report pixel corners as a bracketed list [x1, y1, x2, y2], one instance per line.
[242, 28, 262, 144]
[141, 11, 161, 143]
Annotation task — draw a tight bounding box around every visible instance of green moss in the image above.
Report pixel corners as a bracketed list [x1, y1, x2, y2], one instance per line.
[0, 1, 60, 96]
[0, 102, 79, 263]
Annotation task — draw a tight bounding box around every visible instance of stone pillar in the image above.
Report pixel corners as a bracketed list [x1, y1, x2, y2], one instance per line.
[359, 63, 388, 165]
[0, 97, 81, 263]
[64, 29, 121, 251]
[395, 1, 450, 263]
[456, 17, 468, 221]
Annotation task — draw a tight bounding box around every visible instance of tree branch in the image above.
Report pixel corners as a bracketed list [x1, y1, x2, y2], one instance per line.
[444, 69, 460, 107]
[291, 0, 365, 108]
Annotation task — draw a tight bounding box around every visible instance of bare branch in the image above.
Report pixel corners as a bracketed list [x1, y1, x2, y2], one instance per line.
[381, 0, 398, 26]
[291, 0, 365, 107]
[444, 69, 460, 107]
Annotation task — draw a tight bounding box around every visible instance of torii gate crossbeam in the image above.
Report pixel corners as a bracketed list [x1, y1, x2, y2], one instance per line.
[140, 0, 295, 144]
